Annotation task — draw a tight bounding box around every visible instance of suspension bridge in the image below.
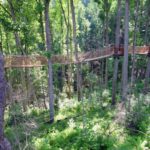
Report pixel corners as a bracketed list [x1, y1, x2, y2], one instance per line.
[4, 46, 150, 68]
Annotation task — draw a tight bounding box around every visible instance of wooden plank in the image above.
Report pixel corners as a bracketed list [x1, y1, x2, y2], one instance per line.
[129, 46, 149, 54]
[4, 56, 48, 68]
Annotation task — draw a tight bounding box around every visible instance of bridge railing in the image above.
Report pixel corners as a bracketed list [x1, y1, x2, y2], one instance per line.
[4, 46, 149, 68]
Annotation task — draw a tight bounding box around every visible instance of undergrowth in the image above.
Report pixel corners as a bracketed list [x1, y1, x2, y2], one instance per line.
[4, 91, 150, 150]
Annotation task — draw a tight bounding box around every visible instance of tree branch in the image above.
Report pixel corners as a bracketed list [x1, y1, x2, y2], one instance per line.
[0, 3, 12, 17]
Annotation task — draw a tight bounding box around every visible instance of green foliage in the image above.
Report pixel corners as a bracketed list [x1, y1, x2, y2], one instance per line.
[43, 51, 52, 59]
[126, 94, 150, 135]
[1, 0, 150, 149]
[7, 103, 25, 126]
[4, 93, 150, 149]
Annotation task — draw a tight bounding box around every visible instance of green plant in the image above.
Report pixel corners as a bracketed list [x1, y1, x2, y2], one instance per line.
[126, 95, 150, 135]
[7, 103, 25, 126]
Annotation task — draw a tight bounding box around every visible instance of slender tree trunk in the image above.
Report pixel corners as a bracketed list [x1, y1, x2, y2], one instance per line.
[41, 79, 47, 109]
[144, 20, 149, 46]
[144, 57, 150, 89]
[144, 23, 150, 89]
[70, 0, 81, 101]
[44, 0, 55, 123]
[38, 0, 46, 50]
[0, 26, 3, 54]
[122, 0, 129, 101]
[104, 0, 109, 87]
[7, 0, 24, 54]
[21, 70, 28, 111]
[101, 60, 104, 85]
[105, 11, 109, 46]
[144, 7, 150, 90]
[67, 0, 73, 98]
[66, 0, 70, 57]
[59, 0, 68, 29]
[39, 11, 45, 49]
[112, 0, 122, 105]
[0, 54, 11, 150]
[5, 31, 10, 54]
[59, 0, 72, 98]
[131, 0, 139, 86]
[8, 0, 28, 110]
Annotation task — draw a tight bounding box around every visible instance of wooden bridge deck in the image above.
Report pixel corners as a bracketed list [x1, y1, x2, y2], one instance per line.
[4, 46, 150, 68]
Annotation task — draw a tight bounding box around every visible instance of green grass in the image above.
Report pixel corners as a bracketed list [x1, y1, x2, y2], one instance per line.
[4, 93, 150, 150]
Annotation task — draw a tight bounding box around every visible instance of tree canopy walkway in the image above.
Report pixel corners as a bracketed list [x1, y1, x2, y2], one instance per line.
[4, 46, 150, 68]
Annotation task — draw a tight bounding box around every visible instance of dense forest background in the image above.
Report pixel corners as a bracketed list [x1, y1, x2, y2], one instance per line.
[1, 0, 150, 54]
[0, 0, 150, 149]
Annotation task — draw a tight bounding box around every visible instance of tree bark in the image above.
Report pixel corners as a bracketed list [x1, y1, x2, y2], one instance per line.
[7, 0, 24, 54]
[122, 0, 129, 101]
[70, 0, 81, 101]
[5, 31, 10, 54]
[144, 19, 149, 46]
[0, 26, 3, 54]
[131, 0, 139, 86]
[44, 0, 55, 123]
[144, 57, 150, 89]
[39, 7, 45, 50]
[104, 0, 109, 87]
[144, 7, 150, 90]
[36, 0, 45, 50]
[59, 0, 72, 98]
[0, 54, 11, 150]
[112, 0, 122, 105]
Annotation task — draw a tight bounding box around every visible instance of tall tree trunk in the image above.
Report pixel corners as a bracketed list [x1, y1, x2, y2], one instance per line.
[144, 28, 150, 89]
[59, 0, 68, 29]
[7, 0, 24, 54]
[131, 0, 139, 86]
[44, 0, 55, 123]
[122, 0, 129, 101]
[144, 7, 150, 90]
[104, 0, 109, 87]
[20, 70, 28, 111]
[39, 0, 46, 50]
[144, 57, 150, 89]
[59, 0, 72, 98]
[0, 54, 11, 150]
[7, 0, 29, 112]
[144, 20, 149, 46]
[112, 0, 122, 105]
[5, 31, 10, 54]
[40, 14, 45, 48]
[0, 26, 3, 54]
[70, 0, 81, 101]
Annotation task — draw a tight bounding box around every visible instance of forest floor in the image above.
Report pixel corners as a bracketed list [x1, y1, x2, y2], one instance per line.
[4, 91, 150, 150]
